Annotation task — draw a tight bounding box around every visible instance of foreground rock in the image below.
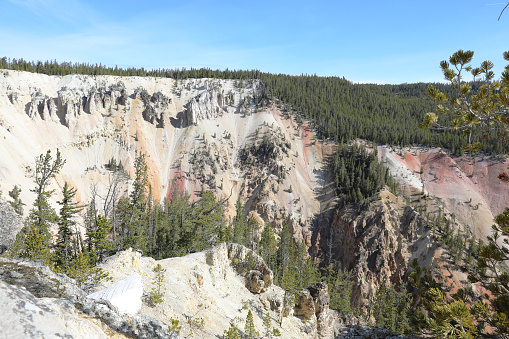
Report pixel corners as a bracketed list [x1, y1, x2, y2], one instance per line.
[0, 279, 108, 338]
[94, 244, 344, 338]
[0, 257, 178, 339]
[0, 244, 419, 338]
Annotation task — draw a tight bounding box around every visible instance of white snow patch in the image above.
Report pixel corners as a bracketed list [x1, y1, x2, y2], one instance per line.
[88, 273, 143, 315]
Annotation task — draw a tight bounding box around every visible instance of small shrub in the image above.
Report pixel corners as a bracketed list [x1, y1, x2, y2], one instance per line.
[223, 322, 240, 339]
[149, 263, 166, 305]
[169, 318, 181, 335]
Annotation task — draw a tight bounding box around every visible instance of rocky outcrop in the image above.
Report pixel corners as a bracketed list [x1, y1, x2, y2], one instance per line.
[23, 81, 129, 126]
[182, 89, 226, 126]
[0, 201, 23, 254]
[134, 88, 171, 125]
[0, 258, 179, 338]
[25, 90, 50, 119]
[226, 242, 273, 293]
[324, 191, 432, 310]
[295, 282, 340, 338]
[0, 280, 108, 339]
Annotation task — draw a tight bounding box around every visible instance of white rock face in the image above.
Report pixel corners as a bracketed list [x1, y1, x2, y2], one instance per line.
[88, 273, 144, 315]
[183, 89, 227, 126]
[0, 280, 107, 339]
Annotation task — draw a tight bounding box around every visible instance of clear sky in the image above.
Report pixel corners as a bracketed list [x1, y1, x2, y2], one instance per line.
[1, 0, 508, 84]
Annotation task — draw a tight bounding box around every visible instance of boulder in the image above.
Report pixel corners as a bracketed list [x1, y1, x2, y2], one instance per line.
[227, 243, 273, 293]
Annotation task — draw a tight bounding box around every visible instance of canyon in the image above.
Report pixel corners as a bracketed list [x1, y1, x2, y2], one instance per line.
[1, 69, 508, 338]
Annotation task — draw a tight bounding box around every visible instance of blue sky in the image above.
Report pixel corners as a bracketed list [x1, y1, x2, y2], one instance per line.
[1, 0, 508, 84]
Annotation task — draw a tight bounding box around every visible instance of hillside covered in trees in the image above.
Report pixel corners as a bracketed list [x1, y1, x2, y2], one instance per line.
[2, 57, 507, 156]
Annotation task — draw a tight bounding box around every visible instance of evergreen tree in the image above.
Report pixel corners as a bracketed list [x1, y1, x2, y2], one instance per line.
[259, 223, 277, 269]
[263, 312, 272, 337]
[324, 264, 356, 316]
[8, 185, 24, 215]
[86, 215, 113, 264]
[245, 309, 258, 339]
[118, 151, 148, 251]
[18, 149, 65, 262]
[371, 283, 413, 335]
[54, 182, 82, 270]
[232, 197, 247, 245]
[223, 322, 240, 339]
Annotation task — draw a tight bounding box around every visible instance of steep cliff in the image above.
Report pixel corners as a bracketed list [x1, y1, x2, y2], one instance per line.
[0, 70, 327, 242]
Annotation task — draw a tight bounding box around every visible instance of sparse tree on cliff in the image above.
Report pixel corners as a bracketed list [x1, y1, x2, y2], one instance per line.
[8, 185, 24, 215]
[17, 150, 65, 262]
[54, 182, 82, 270]
[244, 309, 258, 339]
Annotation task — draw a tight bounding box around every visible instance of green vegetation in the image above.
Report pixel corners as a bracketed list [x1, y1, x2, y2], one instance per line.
[417, 49, 509, 338]
[8, 185, 24, 215]
[244, 309, 258, 339]
[149, 263, 166, 305]
[169, 318, 182, 335]
[370, 283, 413, 335]
[330, 143, 397, 210]
[223, 322, 240, 339]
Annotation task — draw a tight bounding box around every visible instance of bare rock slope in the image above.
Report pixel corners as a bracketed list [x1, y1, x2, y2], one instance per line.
[0, 70, 330, 245]
[94, 244, 341, 338]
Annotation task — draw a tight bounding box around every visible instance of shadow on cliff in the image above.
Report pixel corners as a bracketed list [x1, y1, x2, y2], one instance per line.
[309, 152, 339, 263]
[170, 112, 184, 128]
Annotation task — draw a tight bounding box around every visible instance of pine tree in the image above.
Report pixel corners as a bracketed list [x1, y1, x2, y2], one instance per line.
[18, 149, 65, 262]
[54, 182, 82, 270]
[118, 151, 148, 251]
[149, 263, 166, 304]
[86, 215, 113, 264]
[263, 311, 272, 337]
[295, 240, 318, 289]
[232, 197, 247, 245]
[245, 309, 258, 339]
[66, 251, 110, 288]
[371, 283, 413, 335]
[8, 185, 24, 215]
[223, 322, 240, 339]
[259, 223, 277, 268]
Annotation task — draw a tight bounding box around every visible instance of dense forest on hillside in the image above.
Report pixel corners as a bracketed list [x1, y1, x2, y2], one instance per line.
[2, 57, 507, 156]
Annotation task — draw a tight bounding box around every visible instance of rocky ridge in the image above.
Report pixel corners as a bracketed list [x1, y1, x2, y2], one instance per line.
[0, 244, 418, 338]
[0, 256, 178, 338]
